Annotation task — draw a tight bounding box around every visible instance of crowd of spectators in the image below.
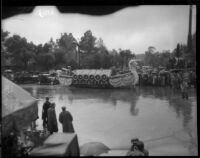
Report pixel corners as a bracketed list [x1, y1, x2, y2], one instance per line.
[136, 68, 196, 90]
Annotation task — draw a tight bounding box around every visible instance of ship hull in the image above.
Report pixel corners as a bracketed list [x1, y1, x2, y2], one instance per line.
[58, 69, 138, 89]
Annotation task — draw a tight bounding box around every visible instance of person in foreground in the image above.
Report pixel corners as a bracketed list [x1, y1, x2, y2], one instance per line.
[126, 138, 149, 156]
[47, 103, 58, 134]
[42, 97, 51, 128]
[59, 106, 75, 133]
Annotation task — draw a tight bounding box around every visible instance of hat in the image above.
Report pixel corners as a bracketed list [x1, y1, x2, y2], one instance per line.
[62, 106, 66, 110]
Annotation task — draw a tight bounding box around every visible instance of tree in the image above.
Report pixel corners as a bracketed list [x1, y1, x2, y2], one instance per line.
[36, 53, 55, 71]
[168, 57, 176, 69]
[144, 46, 162, 67]
[109, 49, 120, 68]
[101, 53, 112, 68]
[1, 29, 10, 67]
[1, 29, 10, 41]
[144, 46, 173, 68]
[79, 30, 96, 54]
[93, 53, 101, 68]
[53, 48, 66, 67]
[56, 33, 77, 53]
[55, 33, 77, 68]
[120, 49, 135, 69]
[158, 50, 171, 69]
[96, 38, 108, 55]
[148, 46, 156, 54]
[48, 37, 57, 51]
[4, 35, 33, 69]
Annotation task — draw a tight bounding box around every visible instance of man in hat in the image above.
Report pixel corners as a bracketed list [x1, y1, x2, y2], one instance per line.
[42, 97, 51, 128]
[67, 66, 73, 76]
[59, 106, 75, 133]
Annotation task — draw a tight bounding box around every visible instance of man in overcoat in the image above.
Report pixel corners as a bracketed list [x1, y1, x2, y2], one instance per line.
[47, 103, 58, 134]
[59, 106, 75, 133]
[42, 97, 51, 128]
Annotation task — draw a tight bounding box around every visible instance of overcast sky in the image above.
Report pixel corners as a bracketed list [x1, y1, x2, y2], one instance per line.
[2, 5, 196, 54]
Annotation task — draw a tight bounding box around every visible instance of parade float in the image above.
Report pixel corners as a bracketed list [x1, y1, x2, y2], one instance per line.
[58, 59, 139, 88]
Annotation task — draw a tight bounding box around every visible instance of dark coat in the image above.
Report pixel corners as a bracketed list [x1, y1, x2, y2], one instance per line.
[42, 101, 51, 120]
[47, 108, 58, 133]
[59, 111, 74, 133]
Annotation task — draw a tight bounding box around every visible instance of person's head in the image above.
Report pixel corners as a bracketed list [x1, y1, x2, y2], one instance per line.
[62, 106, 66, 111]
[131, 138, 139, 144]
[46, 97, 49, 101]
[131, 138, 139, 150]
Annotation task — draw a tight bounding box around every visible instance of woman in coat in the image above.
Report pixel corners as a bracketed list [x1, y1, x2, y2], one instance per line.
[47, 103, 58, 134]
[59, 106, 75, 133]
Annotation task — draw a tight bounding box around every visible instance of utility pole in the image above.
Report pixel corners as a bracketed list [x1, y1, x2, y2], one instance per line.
[185, 5, 193, 70]
[78, 48, 80, 68]
[187, 5, 192, 53]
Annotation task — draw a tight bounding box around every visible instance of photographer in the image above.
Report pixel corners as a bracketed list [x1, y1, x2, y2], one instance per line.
[126, 138, 149, 156]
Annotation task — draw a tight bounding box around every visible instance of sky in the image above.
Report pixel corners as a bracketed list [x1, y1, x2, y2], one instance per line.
[2, 5, 196, 54]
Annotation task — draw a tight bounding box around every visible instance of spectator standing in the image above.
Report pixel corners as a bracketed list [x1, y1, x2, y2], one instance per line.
[47, 103, 58, 134]
[161, 75, 165, 86]
[138, 73, 142, 86]
[152, 74, 157, 86]
[166, 73, 170, 87]
[148, 73, 153, 86]
[174, 73, 179, 90]
[42, 97, 51, 128]
[177, 73, 182, 90]
[143, 74, 148, 86]
[188, 71, 192, 87]
[59, 106, 75, 133]
[191, 71, 196, 88]
[157, 75, 161, 86]
[170, 73, 174, 89]
[180, 79, 189, 99]
[183, 71, 189, 83]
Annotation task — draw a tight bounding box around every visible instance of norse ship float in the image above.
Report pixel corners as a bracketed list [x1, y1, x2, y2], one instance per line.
[58, 59, 139, 88]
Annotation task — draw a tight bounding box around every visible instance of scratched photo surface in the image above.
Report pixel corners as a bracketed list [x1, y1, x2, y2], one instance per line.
[2, 5, 197, 156]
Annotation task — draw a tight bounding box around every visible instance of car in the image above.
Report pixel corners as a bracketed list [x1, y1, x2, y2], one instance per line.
[14, 72, 39, 84]
[38, 74, 59, 85]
